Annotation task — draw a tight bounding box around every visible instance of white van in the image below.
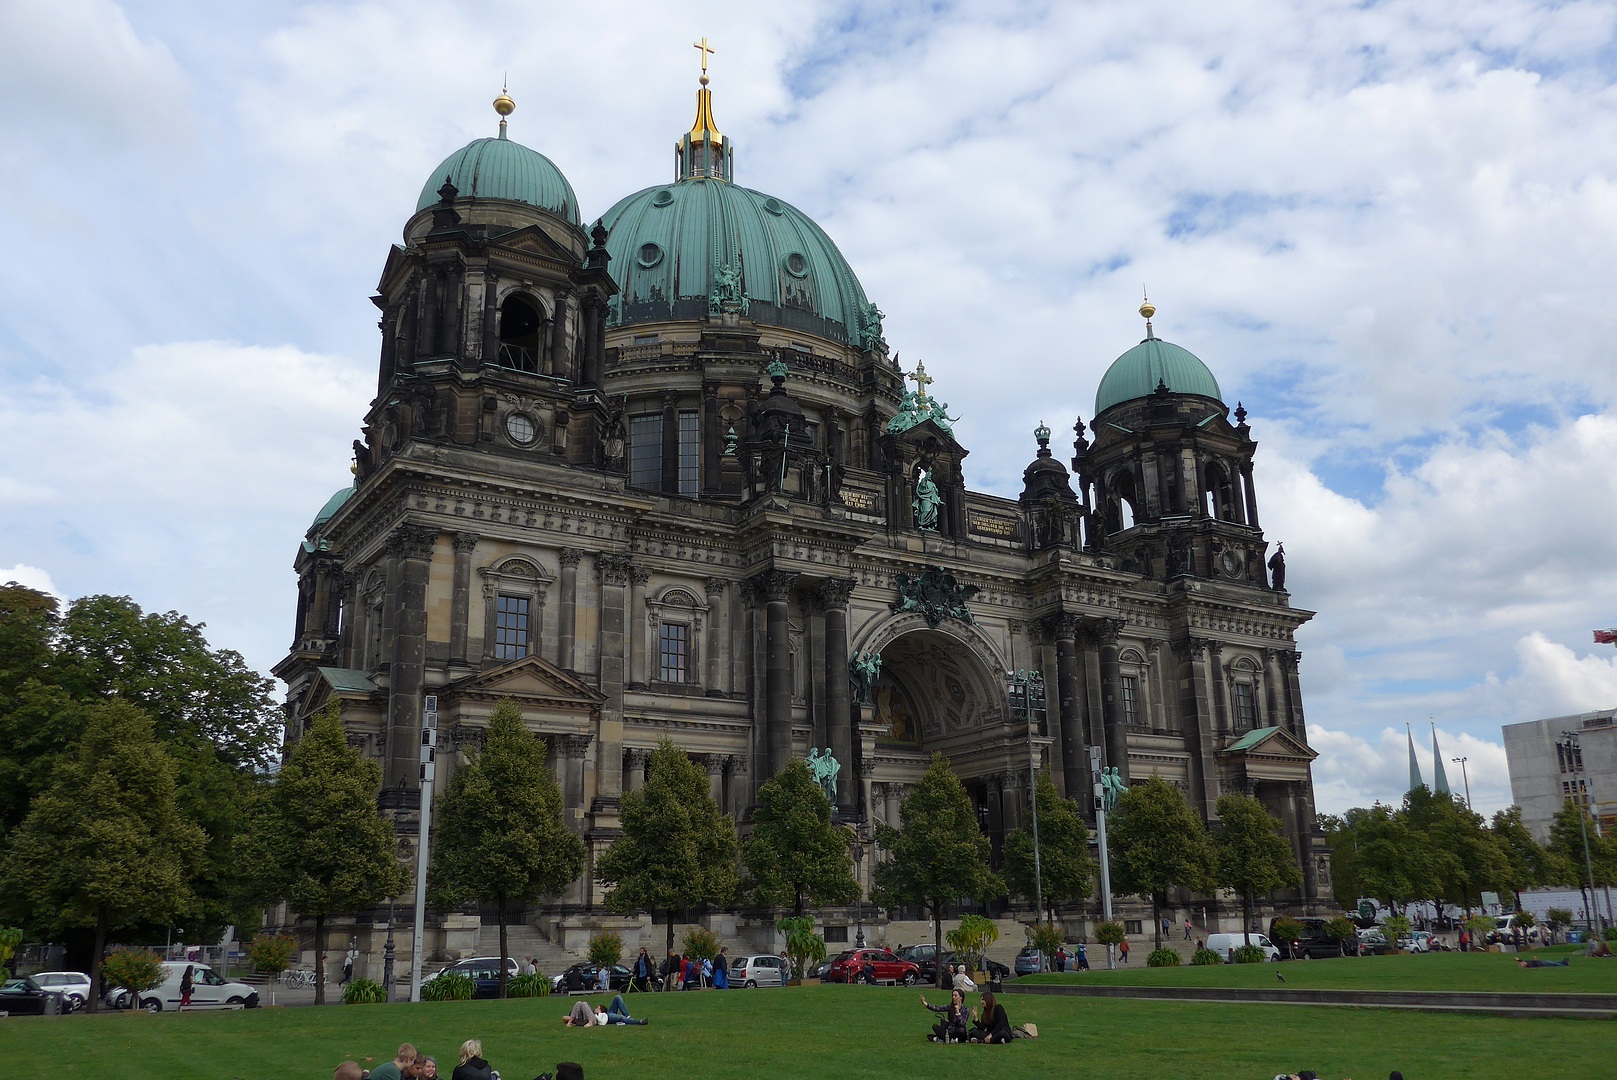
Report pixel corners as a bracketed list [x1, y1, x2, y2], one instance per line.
[139, 961, 260, 1011]
[1206, 933, 1281, 962]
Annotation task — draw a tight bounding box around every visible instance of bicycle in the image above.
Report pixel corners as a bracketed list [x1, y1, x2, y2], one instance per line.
[282, 969, 327, 989]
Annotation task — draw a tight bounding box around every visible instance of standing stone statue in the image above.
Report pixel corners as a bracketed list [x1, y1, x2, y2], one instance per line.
[849, 651, 883, 704]
[1267, 543, 1286, 591]
[913, 468, 941, 531]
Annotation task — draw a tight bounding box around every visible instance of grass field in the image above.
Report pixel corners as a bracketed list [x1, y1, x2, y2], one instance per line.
[1020, 944, 1617, 994]
[0, 962, 1611, 1080]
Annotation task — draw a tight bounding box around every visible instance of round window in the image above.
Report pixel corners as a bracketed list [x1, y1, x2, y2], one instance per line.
[505, 412, 537, 446]
[763, 197, 785, 215]
[783, 252, 809, 278]
[637, 242, 664, 268]
[651, 188, 675, 207]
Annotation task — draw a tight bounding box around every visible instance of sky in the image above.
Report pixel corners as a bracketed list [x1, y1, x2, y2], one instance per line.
[3, 0, 1617, 818]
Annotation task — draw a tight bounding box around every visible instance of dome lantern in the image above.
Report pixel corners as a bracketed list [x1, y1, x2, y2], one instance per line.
[678, 37, 732, 182]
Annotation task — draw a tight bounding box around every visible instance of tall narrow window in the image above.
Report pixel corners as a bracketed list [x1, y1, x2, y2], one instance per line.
[498, 296, 542, 373]
[629, 414, 662, 490]
[494, 594, 531, 660]
[678, 410, 700, 496]
[1120, 675, 1139, 727]
[1232, 682, 1256, 729]
[658, 622, 688, 682]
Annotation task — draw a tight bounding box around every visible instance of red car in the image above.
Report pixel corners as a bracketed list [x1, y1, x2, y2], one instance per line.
[826, 948, 920, 985]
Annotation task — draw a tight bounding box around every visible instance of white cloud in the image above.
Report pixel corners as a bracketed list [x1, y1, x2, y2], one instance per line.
[1, 565, 62, 599]
[1310, 722, 1512, 818]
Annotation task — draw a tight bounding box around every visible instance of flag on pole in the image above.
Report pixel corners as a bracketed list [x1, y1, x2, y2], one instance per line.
[1595, 629, 1617, 645]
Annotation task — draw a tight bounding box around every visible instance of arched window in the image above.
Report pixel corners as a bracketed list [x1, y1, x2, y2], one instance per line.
[1204, 461, 1238, 521]
[498, 295, 543, 373]
[1111, 470, 1138, 531]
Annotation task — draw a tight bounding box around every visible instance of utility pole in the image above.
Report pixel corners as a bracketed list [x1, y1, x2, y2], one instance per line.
[1451, 757, 1472, 809]
[1560, 732, 1603, 931]
[1093, 746, 1116, 970]
[409, 695, 439, 1002]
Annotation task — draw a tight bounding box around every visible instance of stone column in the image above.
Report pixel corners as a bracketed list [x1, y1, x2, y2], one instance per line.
[559, 734, 592, 827]
[628, 566, 650, 689]
[1262, 648, 1285, 730]
[702, 382, 721, 495]
[763, 570, 798, 777]
[337, 571, 359, 667]
[806, 592, 827, 750]
[384, 524, 437, 791]
[557, 548, 581, 671]
[1174, 637, 1219, 818]
[727, 755, 747, 816]
[1240, 462, 1260, 529]
[594, 555, 631, 815]
[1093, 617, 1129, 784]
[580, 298, 601, 387]
[550, 291, 570, 379]
[818, 578, 856, 812]
[380, 543, 401, 672]
[1145, 639, 1169, 732]
[449, 532, 477, 666]
[624, 748, 650, 794]
[660, 392, 679, 494]
[705, 754, 725, 805]
[704, 578, 727, 696]
[1050, 613, 1086, 801]
[1208, 641, 1231, 737]
[1281, 651, 1307, 742]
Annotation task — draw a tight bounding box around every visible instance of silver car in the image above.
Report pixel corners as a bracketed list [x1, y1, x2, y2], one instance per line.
[729, 954, 788, 988]
[32, 971, 92, 1011]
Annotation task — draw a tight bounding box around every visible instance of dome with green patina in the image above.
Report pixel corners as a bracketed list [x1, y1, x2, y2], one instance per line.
[597, 77, 882, 349]
[302, 484, 354, 553]
[1094, 331, 1223, 414]
[416, 134, 581, 226]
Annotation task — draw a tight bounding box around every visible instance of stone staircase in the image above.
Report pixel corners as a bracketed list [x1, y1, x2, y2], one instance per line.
[473, 920, 582, 978]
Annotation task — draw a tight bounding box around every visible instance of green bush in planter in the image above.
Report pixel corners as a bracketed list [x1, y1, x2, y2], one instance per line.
[507, 972, 551, 998]
[1231, 944, 1268, 964]
[1146, 947, 1181, 967]
[420, 971, 475, 1001]
[1191, 947, 1223, 965]
[343, 978, 386, 1004]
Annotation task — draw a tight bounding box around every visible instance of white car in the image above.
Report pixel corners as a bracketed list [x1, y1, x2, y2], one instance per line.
[140, 961, 260, 1011]
[32, 971, 92, 1011]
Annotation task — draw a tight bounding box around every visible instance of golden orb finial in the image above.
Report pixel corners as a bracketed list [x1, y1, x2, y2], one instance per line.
[1139, 286, 1155, 321]
[494, 76, 515, 117]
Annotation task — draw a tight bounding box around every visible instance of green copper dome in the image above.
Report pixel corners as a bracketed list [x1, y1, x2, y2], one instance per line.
[1095, 334, 1223, 414]
[599, 179, 882, 348]
[416, 136, 581, 226]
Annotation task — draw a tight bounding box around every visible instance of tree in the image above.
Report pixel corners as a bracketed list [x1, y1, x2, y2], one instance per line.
[1548, 801, 1617, 927]
[1108, 776, 1215, 951]
[1492, 806, 1551, 907]
[0, 701, 205, 1011]
[595, 740, 738, 956]
[1002, 772, 1095, 923]
[1213, 793, 1302, 945]
[1403, 787, 1509, 914]
[945, 913, 999, 974]
[1546, 908, 1574, 945]
[258, 706, 407, 1005]
[742, 759, 857, 915]
[776, 916, 825, 984]
[872, 753, 1003, 987]
[430, 699, 585, 998]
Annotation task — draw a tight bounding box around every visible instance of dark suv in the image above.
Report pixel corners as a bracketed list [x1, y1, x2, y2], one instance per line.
[1269, 916, 1345, 959]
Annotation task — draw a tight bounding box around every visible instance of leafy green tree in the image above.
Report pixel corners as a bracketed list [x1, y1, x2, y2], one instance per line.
[596, 740, 739, 956]
[1330, 804, 1422, 913]
[0, 701, 205, 1011]
[1109, 776, 1215, 950]
[1003, 772, 1095, 923]
[1546, 908, 1574, 945]
[430, 699, 585, 998]
[776, 916, 824, 983]
[1026, 921, 1064, 971]
[945, 913, 999, 973]
[872, 753, 1003, 987]
[1213, 793, 1302, 945]
[588, 931, 624, 967]
[258, 706, 407, 1005]
[1403, 787, 1509, 914]
[1492, 806, 1550, 905]
[1548, 801, 1617, 926]
[100, 948, 163, 1007]
[0, 925, 22, 979]
[742, 759, 857, 915]
[1325, 916, 1358, 951]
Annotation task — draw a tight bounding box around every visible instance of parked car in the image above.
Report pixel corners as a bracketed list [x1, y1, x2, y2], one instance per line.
[552, 962, 634, 994]
[0, 976, 65, 1015]
[1489, 914, 1543, 946]
[808, 958, 833, 980]
[1205, 933, 1282, 962]
[1268, 916, 1346, 959]
[139, 962, 259, 1011]
[825, 948, 920, 985]
[426, 956, 520, 999]
[1355, 928, 1390, 955]
[1396, 930, 1441, 953]
[916, 950, 1009, 985]
[31, 971, 92, 1011]
[730, 954, 789, 988]
[1014, 945, 1045, 975]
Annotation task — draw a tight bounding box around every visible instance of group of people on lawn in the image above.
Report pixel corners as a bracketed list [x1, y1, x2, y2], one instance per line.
[332, 1040, 502, 1080]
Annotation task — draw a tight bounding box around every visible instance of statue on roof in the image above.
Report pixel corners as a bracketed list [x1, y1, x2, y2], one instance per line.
[913, 468, 941, 532]
[709, 262, 747, 316]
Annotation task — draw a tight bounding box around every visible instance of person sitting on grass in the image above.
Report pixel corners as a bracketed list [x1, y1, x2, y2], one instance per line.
[368, 1044, 418, 1080]
[451, 1038, 496, 1080]
[419, 1057, 438, 1080]
[595, 995, 650, 1025]
[951, 964, 976, 993]
[1516, 955, 1570, 968]
[967, 990, 1013, 1044]
[333, 1065, 364, 1080]
[922, 988, 968, 1043]
[1587, 939, 1614, 957]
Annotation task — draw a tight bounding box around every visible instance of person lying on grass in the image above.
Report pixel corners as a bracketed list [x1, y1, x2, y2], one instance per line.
[1516, 956, 1570, 968]
[563, 996, 650, 1025]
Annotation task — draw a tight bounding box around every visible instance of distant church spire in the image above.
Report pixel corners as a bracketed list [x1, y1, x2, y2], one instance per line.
[1407, 723, 1424, 792]
[1430, 722, 1451, 795]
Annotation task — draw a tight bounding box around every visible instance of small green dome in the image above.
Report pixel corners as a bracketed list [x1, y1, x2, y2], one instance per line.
[1095, 335, 1223, 414]
[599, 179, 881, 348]
[310, 485, 354, 530]
[417, 136, 580, 225]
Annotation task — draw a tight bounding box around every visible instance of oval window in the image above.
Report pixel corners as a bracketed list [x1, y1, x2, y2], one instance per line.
[637, 242, 664, 268]
[763, 197, 785, 215]
[783, 252, 809, 278]
[651, 188, 675, 207]
[505, 412, 537, 446]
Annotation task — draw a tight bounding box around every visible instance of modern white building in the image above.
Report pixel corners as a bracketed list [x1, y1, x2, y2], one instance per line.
[1503, 709, 1617, 843]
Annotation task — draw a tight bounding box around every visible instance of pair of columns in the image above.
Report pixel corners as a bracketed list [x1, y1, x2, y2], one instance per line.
[1041, 613, 1127, 805]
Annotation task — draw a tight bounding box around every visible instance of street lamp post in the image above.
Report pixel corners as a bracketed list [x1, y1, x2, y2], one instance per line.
[382, 898, 396, 1004]
[1560, 732, 1604, 931]
[851, 818, 869, 948]
[1451, 757, 1471, 809]
[1006, 671, 1046, 938]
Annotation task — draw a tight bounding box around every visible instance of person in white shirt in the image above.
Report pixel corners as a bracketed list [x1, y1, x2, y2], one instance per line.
[951, 964, 976, 993]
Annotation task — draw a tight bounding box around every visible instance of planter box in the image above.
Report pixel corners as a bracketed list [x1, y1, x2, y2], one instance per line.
[787, 978, 820, 987]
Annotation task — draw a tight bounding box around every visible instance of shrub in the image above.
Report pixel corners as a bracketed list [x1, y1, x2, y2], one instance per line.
[1546, 909, 1573, 944]
[342, 978, 386, 1004]
[247, 932, 300, 976]
[1603, 926, 1617, 942]
[0, 926, 22, 980]
[1147, 947, 1181, 967]
[588, 930, 624, 967]
[1026, 922, 1065, 970]
[507, 972, 551, 998]
[1231, 944, 1267, 964]
[1325, 916, 1358, 946]
[101, 948, 164, 1000]
[1463, 915, 1496, 939]
[1094, 920, 1126, 947]
[681, 926, 721, 962]
[1191, 948, 1223, 965]
[1382, 914, 1412, 947]
[1271, 916, 1304, 946]
[420, 971, 475, 1001]
[774, 917, 824, 982]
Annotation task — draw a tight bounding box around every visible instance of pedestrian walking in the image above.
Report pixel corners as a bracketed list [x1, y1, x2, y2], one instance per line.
[179, 965, 195, 1009]
[1162, 917, 1171, 939]
[1119, 938, 1130, 964]
[1184, 919, 1193, 940]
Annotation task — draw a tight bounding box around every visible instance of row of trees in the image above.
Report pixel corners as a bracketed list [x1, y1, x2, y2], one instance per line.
[1323, 785, 1617, 922]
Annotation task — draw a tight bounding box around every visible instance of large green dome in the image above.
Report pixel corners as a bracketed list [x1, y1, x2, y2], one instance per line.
[416, 136, 580, 226]
[1095, 334, 1223, 414]
[599, 179, 881, 348]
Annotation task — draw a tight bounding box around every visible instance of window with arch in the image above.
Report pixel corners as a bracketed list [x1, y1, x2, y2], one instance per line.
[498, 294, 544, 374]
[1109, 469, 1139, 531]
[1227, 655, 1262, 732]
[646, 585, 708, 686]
[479, 557, 550, 665]
[1204, 460, 1238, 522]
[1118, 647, 1153, 732]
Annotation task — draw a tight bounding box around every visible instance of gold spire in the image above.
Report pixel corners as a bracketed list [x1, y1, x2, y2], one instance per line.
[493, 77, 515, 140]
[1139, 287, 1156, 339]
[687, 37, 723, 144]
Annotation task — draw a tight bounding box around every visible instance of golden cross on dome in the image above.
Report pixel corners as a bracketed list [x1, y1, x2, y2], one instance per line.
[908, 360, 934, 396]
[694, 37, 715, 83]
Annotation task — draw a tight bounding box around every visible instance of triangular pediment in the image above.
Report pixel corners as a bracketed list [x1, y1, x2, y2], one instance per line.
[442, 654, 604, 710]
[887, 416, 968, 456]
[1220, 725, 1317, 762]
[492, 224, 580, 265]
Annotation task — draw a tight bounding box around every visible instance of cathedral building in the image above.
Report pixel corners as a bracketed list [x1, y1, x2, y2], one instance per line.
[275, 64, 1328, 949]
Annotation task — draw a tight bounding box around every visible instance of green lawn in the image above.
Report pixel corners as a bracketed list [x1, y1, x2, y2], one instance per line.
[1019, 945, 1617, 994]
[0, 979, 1610, 1080]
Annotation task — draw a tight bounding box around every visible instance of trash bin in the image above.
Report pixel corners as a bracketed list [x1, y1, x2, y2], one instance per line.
[1568, 930, 1584, 944]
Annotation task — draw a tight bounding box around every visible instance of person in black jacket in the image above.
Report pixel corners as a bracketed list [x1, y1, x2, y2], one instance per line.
[921, 988, 968, 1042]
[633, 948, 654, 992]
[450, 1038, 496, 1080]
[968, 991, 1012, 1044]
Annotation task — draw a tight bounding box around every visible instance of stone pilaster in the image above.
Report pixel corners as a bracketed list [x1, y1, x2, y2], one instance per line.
[628, 566, 650, 689]
[594, 555, 631, 817]
[704, 578, 728, 696]
[817, 578, 856, 811]
[449, 532, 477, 667]
[383, 524, 437, 794]
[558, 548, 582, 671]
[761, 570, 798, 777]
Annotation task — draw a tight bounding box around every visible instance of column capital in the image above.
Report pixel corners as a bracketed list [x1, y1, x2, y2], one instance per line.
[387, 523, 438, 561]
[727, 754, 748, 775]
[1038, 612, 1082, 642]
[559, 547, 584, 568]
[629, 566, 651, 587]
[702, 754, 726, 776]
[1170, 636, 1211, 662]
[559, 733, 593, 758]
[1086, 616, 1125, 647]
[597, 554, 633, 587]
[452, 531, 480, 553]
[816, 577, 856, 609]
[705, 576, 729, 597]
[451, 724, 487, 752]
[1278, 651, 1301, 672]
[759, 569, 798, 602]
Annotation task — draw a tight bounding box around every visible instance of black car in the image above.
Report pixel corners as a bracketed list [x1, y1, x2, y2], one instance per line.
[426, 956, 519, 999]
[553, 962, 635, 993]
[916, 951, 1010, 985]
[0, 976, 65, 1015]
[1269, 916, 1346, 959]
